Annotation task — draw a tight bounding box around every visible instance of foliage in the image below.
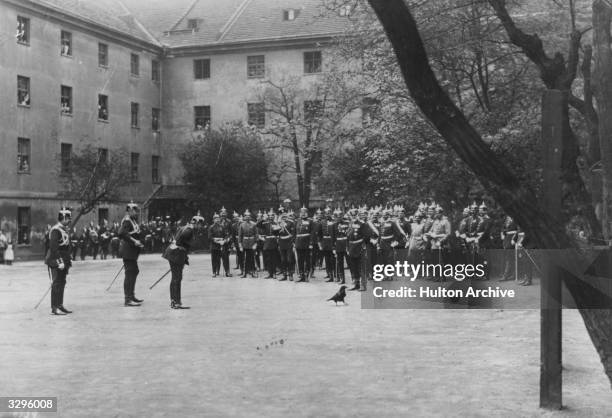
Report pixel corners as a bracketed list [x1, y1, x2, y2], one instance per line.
[179, 124, 269, 215]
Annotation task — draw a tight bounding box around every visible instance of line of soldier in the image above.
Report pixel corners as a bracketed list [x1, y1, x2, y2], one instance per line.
[44, 199, 533, 315]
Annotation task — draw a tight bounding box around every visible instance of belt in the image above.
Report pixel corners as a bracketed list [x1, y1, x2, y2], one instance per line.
[349, 239, 363, 244]
[280, 235, 292, 239]
[323, 235, 331, 238]
[297, 233, 310, 237]
[381, 235, 394, 240]
[265, 235, 277, 239]
[336, 237, 347, 240]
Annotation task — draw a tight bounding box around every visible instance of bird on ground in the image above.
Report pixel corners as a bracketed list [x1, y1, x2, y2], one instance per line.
[327, 285, 348, 305]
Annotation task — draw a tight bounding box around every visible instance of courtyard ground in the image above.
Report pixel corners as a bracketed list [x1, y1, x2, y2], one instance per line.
[0, 254, 610, 417]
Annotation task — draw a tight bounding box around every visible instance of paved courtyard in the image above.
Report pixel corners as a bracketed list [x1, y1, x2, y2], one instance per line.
[0, 254, 611, 417]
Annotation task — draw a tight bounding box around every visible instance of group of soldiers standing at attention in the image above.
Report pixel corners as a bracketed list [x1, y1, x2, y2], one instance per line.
[43, 198, 534, 315]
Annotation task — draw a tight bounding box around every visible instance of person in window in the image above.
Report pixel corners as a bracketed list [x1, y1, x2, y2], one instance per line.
[45, 207, 73, 315]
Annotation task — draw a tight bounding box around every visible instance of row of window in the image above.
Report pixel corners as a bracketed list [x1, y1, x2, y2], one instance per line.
[194, 51, 322, 80]
[16, 16, 160, 81]
[17, 138, 160, 183]
[196, 100, 322, 130]
[17, 76, 161, 129]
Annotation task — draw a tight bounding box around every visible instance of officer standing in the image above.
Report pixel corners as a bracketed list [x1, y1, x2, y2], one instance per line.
[261, 209, 280, 279]
[277, 212, 295, 281]
[163, 214, 206, 308]
[294, 207, 314, 282]
[45, 207, 73, 315]
[499, 215, 518, 281]
[238, 210, 259, 278]
[319, 207, 336, 282]
[118, 201, 145, 307]
[347, 208, 376, 291]
[209, 212, 232, 277]
[332, 209, 349, 284]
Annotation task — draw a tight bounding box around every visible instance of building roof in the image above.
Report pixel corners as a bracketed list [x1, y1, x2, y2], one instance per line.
[24, 0, 159, 45]
[21, 0, 351, 49]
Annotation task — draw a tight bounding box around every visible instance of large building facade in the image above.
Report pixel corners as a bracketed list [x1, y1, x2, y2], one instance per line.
[0, 0, 349, 258]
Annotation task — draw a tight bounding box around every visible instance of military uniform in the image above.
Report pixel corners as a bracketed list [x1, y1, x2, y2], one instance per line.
[500, 216, 518, 281]
[426, 211, 451, 281]
[118, 205, 144, 306]
[332, 214, 349, 284]
[318, 214, 336, 282]
[260, 214, 280, 278]
[208, 215, 231, 277]
[238, 212, 259, 277]
[231, 215, 244, 274]
[45, 211, 73, 315]
[378, 213, 406, 268]
[162, 217, 203, 308]
[277, 215, 295, 280]
[294, 211, 315, 282]
[347, 216, 374, 291]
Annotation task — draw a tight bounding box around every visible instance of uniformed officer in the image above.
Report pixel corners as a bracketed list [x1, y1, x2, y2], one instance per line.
[208, 213, 232, 277]
[294, 207, 315, 282]
[426, 205, 451, 281]
[476, 202, 492, 279]
[311, 209, 323, 278]
[118, 201, 145, 307]
[261, 209, 280, 279]
[231, 211, 244, 275]
[319, 207, 336, 282]
[378, 208, 407, 270]
[347, 207, 377, 291]
[238, 210, 259, 278]
[499, 215, 518, 281]
[332, 209, 349, 284]
[515, 227, 533, 286]
[162, 213, 206, 309]
[45, 207, 73, 315]
[277, 212, 295, 281]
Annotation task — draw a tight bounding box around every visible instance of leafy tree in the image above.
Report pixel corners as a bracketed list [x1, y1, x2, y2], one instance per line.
[179, 124, 269, 215]
[358, 0, 612, 388]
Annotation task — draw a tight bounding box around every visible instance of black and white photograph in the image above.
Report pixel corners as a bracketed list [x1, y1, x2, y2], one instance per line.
[1, 0, 612, 416]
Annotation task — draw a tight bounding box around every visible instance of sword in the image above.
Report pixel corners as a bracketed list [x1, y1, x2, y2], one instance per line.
[35, 269, 53, 310]
[522, 249, 543, 275]
[149, 268, 172, 290]
[514, 244, 518, 282]
[105, 264, 124, 291]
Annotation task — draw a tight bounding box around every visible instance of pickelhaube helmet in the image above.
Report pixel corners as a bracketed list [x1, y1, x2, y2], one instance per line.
[212, 212, 220, 219]
[233, 211, 239, 218]
[58, 206, 72, 221]
[126, 200, 139, 211]
[244, 209, 252, 217]
[220, 206, 227, 215]
[191, 211, 205, 224]
[479, 201, 487, 210]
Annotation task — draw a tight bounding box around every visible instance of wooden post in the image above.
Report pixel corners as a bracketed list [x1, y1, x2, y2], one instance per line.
[540, 90, 563, 409]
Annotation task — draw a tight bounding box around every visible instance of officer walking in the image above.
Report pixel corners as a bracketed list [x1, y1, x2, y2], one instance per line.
[118, 201, 145, 307]
[45, 207, 73, 315]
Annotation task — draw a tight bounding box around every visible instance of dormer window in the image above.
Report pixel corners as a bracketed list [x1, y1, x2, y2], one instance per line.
[283, 9, 299, 21]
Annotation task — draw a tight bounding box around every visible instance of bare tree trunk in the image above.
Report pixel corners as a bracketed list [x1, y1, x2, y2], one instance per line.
[594, 0, 612, 240]
[367, 0, 612, 388]
[290, 130, 305, 207]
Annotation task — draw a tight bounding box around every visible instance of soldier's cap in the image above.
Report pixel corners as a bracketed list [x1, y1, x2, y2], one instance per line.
[126, 200, 139, 211]
[233, 211, 239, 218]
[283, 198, 292, 204]
[59, 206, 72, 219]
[244, 209, 251, 217]
[191, 214, 206, 224]
[213, 212, 220, 219]
[479, 201, 487, 210]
